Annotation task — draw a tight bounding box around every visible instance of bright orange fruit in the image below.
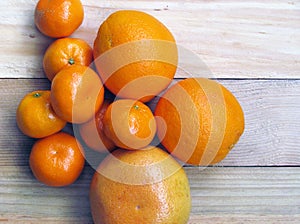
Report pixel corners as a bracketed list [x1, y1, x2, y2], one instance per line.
[34, 0, 84, 38]
[16, 90, 66, 138]
[50, 65, 104, 124]
[102, 99, 156, 150]
[79, 99, 115, 153]
[90, 146, 191, 224]
[29, 132, 85, 187]
[93, 10, 177, 102]
[154, 78, 245, 165]
[43, 38, 93, 81]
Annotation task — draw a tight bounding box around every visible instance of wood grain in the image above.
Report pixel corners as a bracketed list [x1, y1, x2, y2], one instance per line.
[1, 79, 299, 167]
[0, 166, 299, 223]
[0, 0, 299, 78]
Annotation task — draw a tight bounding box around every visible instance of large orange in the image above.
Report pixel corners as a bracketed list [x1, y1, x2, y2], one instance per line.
[16, 90, 66, 138]
[102, 99, 156, 150]
[43, 38, 93, 81]
[90, 146, 191, 224]
[154, 78, 245, 165]
[93, 10, 177, 102]
[34, 0, 84, 38]
[50, 65, 104, 124]
[78, 99, 115, 153]
[29, 132, 85, 187]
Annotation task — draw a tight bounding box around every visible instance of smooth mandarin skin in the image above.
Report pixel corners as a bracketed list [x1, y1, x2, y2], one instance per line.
[50, 65, 104, 124]
[29, 132, 85, 187]
[155, 78, 245, 165]
[93, 10, 177, 102]
[34, 0, 84, 38]
[43, 38, 93, 81]
[102, 99, 156, 150]
[16, 90, 66, 138]
[89, 147, 191, 224]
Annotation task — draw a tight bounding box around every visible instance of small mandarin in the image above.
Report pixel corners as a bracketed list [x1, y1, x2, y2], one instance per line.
[43, 38, 93, 81]
[34, 0, 84, 38]
[29, 132, 85, 187]
[50, 65, 104, 124]
[16, 90, 66, 138]
[102, 99, 156, 150]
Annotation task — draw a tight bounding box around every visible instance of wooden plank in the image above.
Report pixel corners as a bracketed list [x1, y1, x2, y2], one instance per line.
[0, 0, 299, 78]
[0, 166, 299, 223]
[0, 79, 299, 167]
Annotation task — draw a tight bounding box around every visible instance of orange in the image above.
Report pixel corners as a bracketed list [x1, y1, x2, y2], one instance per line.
[43, 38, 93, 81]
[102, 99, 156, 150]
[50, 65, 104, 124]
[154, 78, 245, 165]
[90, 146, 191, 224]
[78, 99, 115, 153]
[16, 90, 66, 138]
[29, 132, 85, 187]
[93, 10, 177, 102]
[34, 0, 84, 38]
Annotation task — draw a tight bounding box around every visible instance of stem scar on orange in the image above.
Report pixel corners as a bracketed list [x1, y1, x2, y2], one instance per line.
[16, 90, 66, 138]
[29, 132, 85, 187]
[43, 38, 93, 81]
[102, 99, 156, 150]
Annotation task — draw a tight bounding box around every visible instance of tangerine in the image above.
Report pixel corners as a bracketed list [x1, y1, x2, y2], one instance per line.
[16, 90, 66, 138]
[50, 65, 104, 124]
[43, 38, 93, 81]
[29, 132, 85, 187]
[102, 99, 156, 150]
[34, 0, 84, 38]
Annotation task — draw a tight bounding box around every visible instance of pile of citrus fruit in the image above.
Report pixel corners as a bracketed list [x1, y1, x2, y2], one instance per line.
[16, 0, 245, 223]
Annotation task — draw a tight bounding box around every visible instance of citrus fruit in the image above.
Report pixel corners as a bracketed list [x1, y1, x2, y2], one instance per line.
[50, 65, 104, 124]
[78, 99, 115, 153]
[102, 99, 156, 150]
[16, 90, 66, 138]
[29, 132, 85, 187]
[154, 78, 245, 165]
[34, 0, 84, 38]
[43, 37, 93, 81]
[89, 146, 191, 224]
[93, 10, 177, 102]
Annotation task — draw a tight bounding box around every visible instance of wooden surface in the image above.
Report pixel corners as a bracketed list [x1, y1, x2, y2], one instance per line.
[1, 0, 300, 223]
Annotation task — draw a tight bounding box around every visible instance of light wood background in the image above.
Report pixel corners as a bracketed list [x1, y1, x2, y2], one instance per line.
[0, 0, 300, 223]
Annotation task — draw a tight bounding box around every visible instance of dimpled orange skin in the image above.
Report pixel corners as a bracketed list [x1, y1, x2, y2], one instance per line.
[79, 99, 115, 153]
[16, 90, 66, 138]
[50, 65, 104, 124]
[89, 147, 191, 224]
[29, 132, 85, 187]
[102, 99, 156, 150]
[93, 10, 177, 102]
[34, 0, 84, 38]
[154, 78, 245, 165]
[43, 38, 93, 81]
